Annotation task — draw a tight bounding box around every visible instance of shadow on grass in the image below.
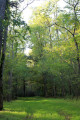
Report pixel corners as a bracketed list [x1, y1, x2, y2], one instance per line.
[0, 111, 26, 120]
[1, 97, 80, 120]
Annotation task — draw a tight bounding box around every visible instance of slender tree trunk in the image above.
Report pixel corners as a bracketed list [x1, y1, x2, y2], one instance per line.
[42, 72, 47, 97]
[73, 34, 80, 74]
[7, 70, 12, 101]
[23, 80, 26, 97]
[15, 79, 18, 99]
[53, 82, 56, 97]
[69, 84, 72, 95]
[73, 3, 80, 73]
[8, 40, 14, 100]
[49, 27, 53, 48]
[43, 78, 47, 97]
[13, 79, 18, 99]
[0, 26, 8, 109]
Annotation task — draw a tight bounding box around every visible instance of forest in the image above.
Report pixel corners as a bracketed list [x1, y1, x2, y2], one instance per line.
[0, 0, 80, 119]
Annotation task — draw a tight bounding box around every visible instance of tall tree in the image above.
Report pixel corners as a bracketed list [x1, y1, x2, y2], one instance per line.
[55, 0, 80, 73]
[0, 0, 7, 110]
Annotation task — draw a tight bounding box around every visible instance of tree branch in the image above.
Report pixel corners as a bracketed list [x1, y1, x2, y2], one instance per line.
[20, 0, 35, 13]
[63, 0, 74, 7]
[63, 0, 80, 8]
[49, 23, 74, 36]
[74, 0, 79, 9]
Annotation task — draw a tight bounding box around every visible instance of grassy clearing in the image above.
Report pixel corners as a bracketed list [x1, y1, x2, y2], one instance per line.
[0, 97, 80, 120]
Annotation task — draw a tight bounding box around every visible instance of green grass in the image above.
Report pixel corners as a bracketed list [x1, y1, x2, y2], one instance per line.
[0, 97, 80, 120]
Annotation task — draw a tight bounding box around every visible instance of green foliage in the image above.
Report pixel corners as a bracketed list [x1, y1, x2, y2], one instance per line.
[26, 0, 80, 97]
[3, 0, 80, 101]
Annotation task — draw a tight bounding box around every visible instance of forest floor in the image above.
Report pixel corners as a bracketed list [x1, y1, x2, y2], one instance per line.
[0, 97, 80, 120]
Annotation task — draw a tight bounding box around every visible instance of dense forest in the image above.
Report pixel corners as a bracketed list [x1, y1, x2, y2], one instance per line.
[0, 0, 80, 111]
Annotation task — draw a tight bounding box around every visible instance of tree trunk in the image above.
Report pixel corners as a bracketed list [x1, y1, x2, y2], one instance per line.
[53, 84, 56, 97]
[0, 0, 7, 56]
[62, 86, 65, 97]
[42, 72, 47, 97]
[0, 0, 7, 110]
[7, 70, 12, 101]
[23, 80, 26, 97]
[8, 40, 14, 100]
[0, 64, 3, 110]
[0, 26, 8, 109]
[43, 78, 47, 97]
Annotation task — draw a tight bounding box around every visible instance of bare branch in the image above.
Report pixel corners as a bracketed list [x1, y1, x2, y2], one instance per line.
[20, 0, 35, 13]
[74, 0, 79, 9]
[48, 22, 73, 36]
[63, 0, 74, 7]
[9, 1, 18, 8]
[19, 0, 24, 3]
[55, 23, 73, 36]
[63, 0, 80, 8]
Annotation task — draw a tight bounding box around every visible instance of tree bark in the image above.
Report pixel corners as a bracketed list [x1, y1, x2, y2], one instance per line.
[0, 26, 8, 110]
[0, 0, 7, 56]
[0, 0, 7, 110]
[23, 80, 26, 97]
